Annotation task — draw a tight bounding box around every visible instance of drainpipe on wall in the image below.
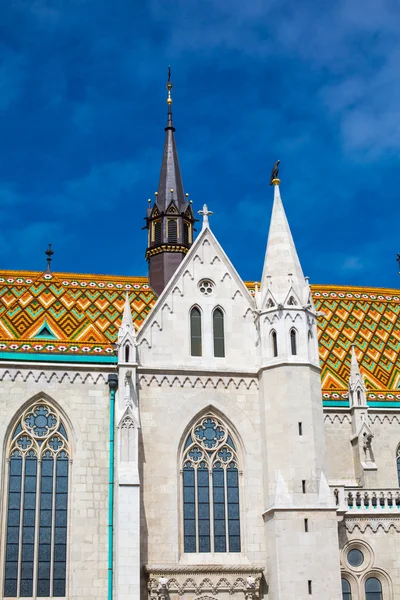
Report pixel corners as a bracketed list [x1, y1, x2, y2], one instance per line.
[107, 373, 118, 600]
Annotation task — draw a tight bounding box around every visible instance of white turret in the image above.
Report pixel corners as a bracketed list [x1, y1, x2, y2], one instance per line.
[258, 183, 319, 367]
[115, 292, 140, 600]
[348, 344, 376, 481]
[257, 177, 341, 600]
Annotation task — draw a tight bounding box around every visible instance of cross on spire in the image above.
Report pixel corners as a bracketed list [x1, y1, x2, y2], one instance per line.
[198, 204, 213, 229]
[45, 244, 54, 272]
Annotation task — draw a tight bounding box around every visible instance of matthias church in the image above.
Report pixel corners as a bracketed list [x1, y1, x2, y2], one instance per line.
[0, 74, 399, 600]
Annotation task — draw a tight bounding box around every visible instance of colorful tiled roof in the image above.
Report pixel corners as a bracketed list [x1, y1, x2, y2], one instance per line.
[313, 285, 400, 402]
[0, 270, 155, 361]
[0, 272, 398, 401]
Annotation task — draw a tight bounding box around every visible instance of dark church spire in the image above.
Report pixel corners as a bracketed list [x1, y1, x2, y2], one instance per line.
[155, 66, 186, 212]
[145, 68, 195, 295]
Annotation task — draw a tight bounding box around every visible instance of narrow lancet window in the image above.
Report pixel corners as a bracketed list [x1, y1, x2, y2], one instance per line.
[125, 344, 130, 363]
[153, 220, 162, 245]
[182, 413, 240, 553]
[3, 400, 70, 598]
[168, 219, 178, 243]
[183, 222, 190, 245]
[213, 308, 225, 357]
[397, 445, 400, 487]
[190, 307, 202, 356]
[271, 330, 278, 357]
[341, 579, 352, 600]
[365, 578, 382, 600]
[290, 328, 297, 355]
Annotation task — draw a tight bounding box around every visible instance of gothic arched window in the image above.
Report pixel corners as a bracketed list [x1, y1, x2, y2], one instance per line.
[182, 413, 240, 554]
[290, 328, 297, 355]
[124, 343, 130, 363]
[342, 578, 352, 600]
[213, 308, 225, 358]
[397, 446, 400, 487]
[190, 307, 202, 356]
[3, 400, 70, 598]
[271, 330, 278, 357]
[365, 577, 382, 600]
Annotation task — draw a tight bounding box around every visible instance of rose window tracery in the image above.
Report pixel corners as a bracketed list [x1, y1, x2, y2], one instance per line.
[4, 399, 70, 598]
[181, 413, 240, 554]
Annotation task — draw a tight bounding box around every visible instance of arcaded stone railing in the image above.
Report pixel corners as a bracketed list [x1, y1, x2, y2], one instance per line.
[332, 486, 400, 511]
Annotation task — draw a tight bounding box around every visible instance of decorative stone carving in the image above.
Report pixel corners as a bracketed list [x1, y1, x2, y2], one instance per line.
[146, 566, 264, 599]
[345, 517, 400, 534]
[138, 373, 258, 391]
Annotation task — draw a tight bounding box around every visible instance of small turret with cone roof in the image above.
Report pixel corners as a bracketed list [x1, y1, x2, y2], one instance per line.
[117, 292, 137, 365]
[258, 163, 320, 366]
[261, 163, 307, 306]
[145, 68, 196, 295]
[348, 344, 367, 408]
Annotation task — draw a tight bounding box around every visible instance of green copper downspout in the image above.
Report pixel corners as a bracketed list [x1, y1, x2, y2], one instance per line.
[107, 374, 118, 600]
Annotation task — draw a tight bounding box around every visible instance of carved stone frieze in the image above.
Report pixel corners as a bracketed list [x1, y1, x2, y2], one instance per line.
[146, 565, 264, 600]
[344, 517, 400, 534]
[0, 368, 108, 385]
[138, 374, 258, 391]
[324, 413, 351, 424]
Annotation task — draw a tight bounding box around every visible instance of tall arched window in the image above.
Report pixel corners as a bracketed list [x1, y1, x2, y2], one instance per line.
[124, 343, 130, 363]
[213, 308, 225, 358]
[271, 330, 278, 357]
[3, 400, 70, 598]
[342, 578, 352, 600]
[190, 307, 202, 356]
[365, 577, 382, 600]
[397, 446, 400, 487]
[182, 413, 240, 553]
[290, 328, 297, 355]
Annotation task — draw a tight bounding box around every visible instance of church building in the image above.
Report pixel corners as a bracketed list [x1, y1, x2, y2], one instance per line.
[0, 74, 399, 600]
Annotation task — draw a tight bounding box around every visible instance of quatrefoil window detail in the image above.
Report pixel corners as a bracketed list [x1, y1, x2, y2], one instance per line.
[24, 404, 57, 437]
[198, 279, 214, 296]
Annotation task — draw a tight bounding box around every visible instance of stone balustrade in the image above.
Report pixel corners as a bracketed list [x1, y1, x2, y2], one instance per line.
[332, 486, 400, 512]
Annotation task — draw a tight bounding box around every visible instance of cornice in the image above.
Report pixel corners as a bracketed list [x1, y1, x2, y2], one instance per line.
[145, 565, 265, 574]
[0, 367, 109, 384]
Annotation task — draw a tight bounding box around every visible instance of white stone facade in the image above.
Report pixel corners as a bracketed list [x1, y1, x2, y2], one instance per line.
[0, 189, 399, 600]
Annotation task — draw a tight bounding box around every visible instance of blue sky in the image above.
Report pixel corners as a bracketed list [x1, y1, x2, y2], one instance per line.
[0, 0, 399, 288]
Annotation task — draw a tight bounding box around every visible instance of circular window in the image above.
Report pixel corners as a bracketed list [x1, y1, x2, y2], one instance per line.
[348, 549, 364, 567]
[198, 279, 214, 296]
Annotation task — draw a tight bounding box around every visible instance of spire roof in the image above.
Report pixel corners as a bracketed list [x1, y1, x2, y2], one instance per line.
[155, 68, 186, 212]
[261, 183, 305, 299]
[349, 344, 364, 388]
[119, 292, 135, 337]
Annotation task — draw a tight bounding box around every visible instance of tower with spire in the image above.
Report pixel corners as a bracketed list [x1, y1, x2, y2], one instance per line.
[145, 68, 195, 295]
[256, 173, 342, 599]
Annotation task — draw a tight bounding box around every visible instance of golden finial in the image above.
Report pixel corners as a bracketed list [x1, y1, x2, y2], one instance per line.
[148, 198, 151, 203]
[155, 191, 158, 196]
[166, 65, 173, 105]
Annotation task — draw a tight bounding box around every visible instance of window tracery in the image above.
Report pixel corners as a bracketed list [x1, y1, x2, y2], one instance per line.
[182, 413, 240, 554]
[4, 400, 70, 598]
